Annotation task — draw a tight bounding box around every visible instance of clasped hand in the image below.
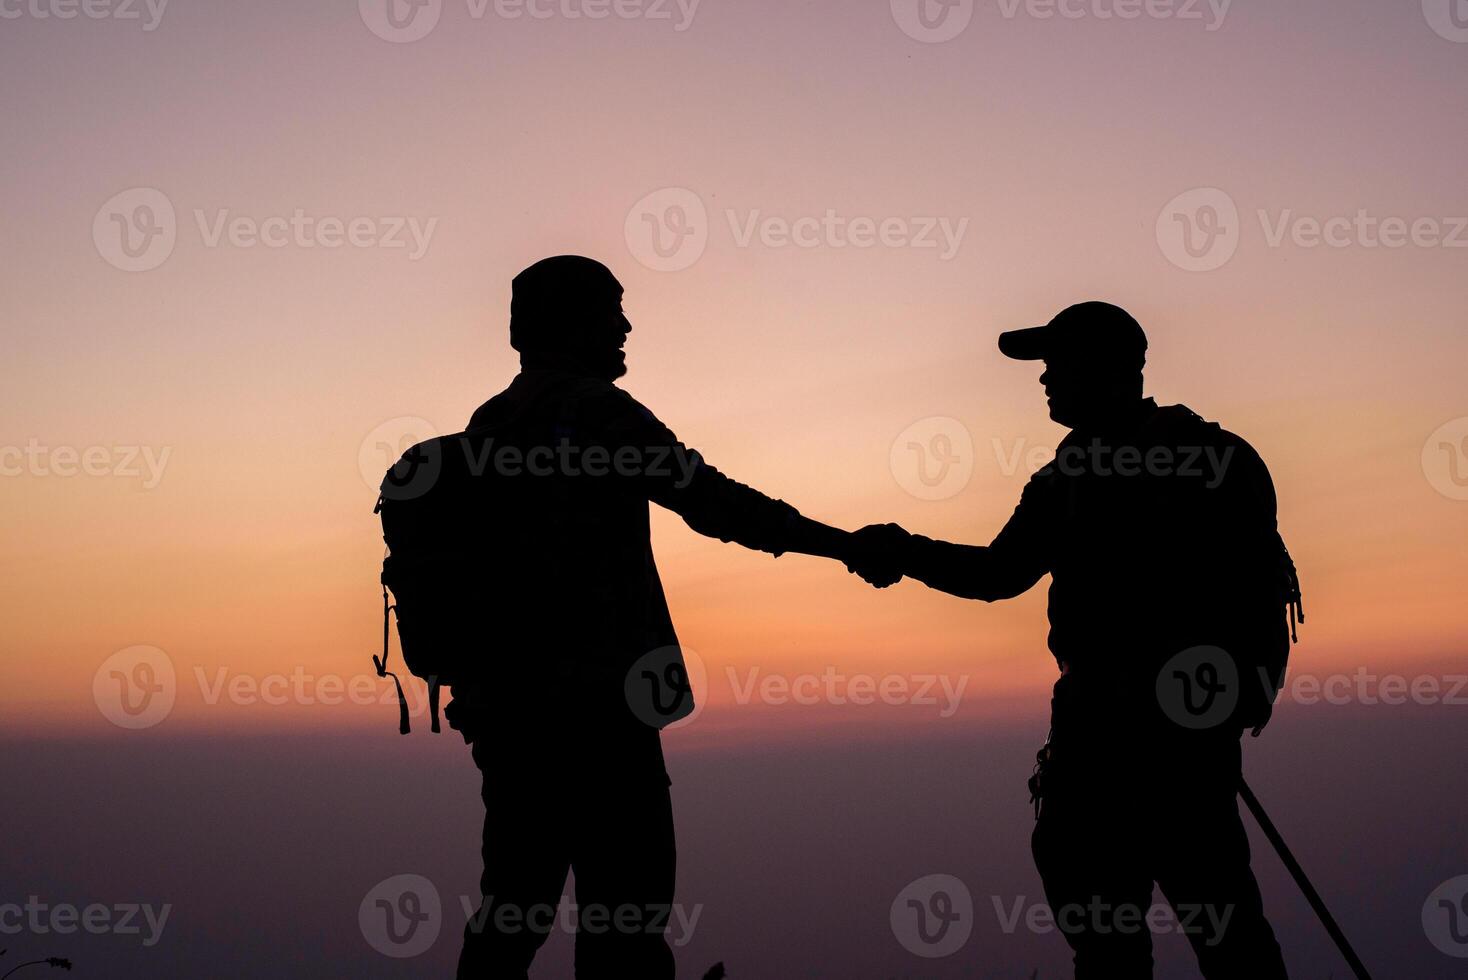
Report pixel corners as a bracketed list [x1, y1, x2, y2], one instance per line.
[844, 523, 912, 589]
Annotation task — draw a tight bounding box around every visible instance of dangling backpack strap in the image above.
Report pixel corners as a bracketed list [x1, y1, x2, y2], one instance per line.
[1282, 543, 1305, 644]
[1028, 733, 1053, 820]
[372, 574, 411, 735]
[1252, 539, 1305, 737]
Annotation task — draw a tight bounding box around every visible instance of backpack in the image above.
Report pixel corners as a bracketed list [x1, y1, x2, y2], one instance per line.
[1150, 406, 1304, 735]
[370, 376, 597, 736]
[371, 429, 542, 734]
[372, 434, 460, 734]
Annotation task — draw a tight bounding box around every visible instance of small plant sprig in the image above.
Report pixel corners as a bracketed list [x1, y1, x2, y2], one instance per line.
[0, 949, 73, 979]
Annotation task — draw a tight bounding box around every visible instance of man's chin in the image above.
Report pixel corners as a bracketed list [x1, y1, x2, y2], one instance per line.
[1048, 403, 1078, 427]
[575, 350, 627, 381]
[599, 356, 628, 381]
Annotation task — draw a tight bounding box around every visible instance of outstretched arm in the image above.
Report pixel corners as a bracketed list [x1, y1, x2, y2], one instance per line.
[595, 388, 856, 563]
[849, 477, 1053, 599]
[664, 459, 856, 563]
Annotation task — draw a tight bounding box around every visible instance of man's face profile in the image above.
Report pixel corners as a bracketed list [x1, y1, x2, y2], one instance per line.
[572, 285, 631, 381]
[1040, 356, 1090, 427]
[513, 257, 632, 381]
[1038, 355, 1137, 429]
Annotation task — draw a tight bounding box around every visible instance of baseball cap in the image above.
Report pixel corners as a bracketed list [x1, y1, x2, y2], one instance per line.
[998, 302, 1148, 365]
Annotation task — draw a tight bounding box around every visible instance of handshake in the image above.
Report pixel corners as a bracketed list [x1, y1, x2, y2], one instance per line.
[842, 523, 915, 589]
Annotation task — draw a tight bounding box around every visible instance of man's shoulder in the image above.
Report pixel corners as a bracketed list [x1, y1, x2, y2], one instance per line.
[1157, 404, 1267, 466]
[560, 378, 659, 426]
[468, 372, 649, 430]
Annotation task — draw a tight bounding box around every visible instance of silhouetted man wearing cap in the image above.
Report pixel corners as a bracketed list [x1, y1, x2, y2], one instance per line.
[452, 256, 856, 979]
[849, 303, 1293, 978]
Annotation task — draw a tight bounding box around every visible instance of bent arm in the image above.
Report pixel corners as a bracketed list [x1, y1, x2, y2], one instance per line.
[902, 537, 1045, 601]
[901, 477, 1052, 600]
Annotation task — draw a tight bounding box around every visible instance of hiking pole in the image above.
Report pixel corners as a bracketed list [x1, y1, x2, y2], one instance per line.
[1238, 777, 1373, 980]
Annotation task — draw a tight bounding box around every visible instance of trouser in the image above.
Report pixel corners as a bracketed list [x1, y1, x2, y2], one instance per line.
[1030, 680, 1288, 978]
[456, 728, 677, 980]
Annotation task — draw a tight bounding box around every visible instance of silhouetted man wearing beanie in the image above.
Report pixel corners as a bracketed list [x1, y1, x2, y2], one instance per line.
[452, 256, 854, 979]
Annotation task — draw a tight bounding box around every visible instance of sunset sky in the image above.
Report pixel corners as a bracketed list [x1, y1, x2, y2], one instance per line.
[2, 3, 1467, 973]
[4, 0, 1465, 735]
